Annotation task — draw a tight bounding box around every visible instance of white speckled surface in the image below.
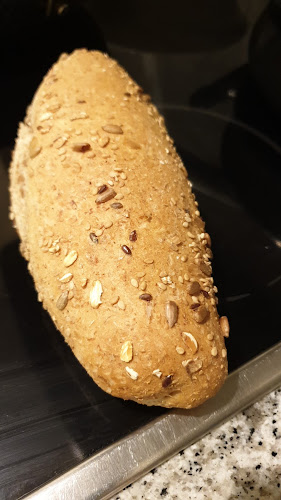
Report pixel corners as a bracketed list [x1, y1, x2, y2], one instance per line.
[111, 389, 281, 500]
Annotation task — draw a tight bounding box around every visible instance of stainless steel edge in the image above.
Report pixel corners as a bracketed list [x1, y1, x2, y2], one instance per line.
[25, 342, 281, 500]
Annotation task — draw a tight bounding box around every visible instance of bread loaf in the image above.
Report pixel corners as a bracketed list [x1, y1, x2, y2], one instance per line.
[9, 49, 228, 409]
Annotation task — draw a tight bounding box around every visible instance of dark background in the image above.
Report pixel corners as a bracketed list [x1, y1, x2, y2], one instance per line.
[1, 1, 281, 498]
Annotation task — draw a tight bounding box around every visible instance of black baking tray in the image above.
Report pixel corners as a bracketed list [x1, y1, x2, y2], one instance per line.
[1, 96, 281, 499]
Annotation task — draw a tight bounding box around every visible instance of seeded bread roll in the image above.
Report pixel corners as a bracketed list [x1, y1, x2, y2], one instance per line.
[9, 49, 229, 409]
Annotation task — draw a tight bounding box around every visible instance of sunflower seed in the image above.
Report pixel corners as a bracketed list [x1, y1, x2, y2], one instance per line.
[56, 291, 69, 310]
[29, 137, 41, 158]
[96, 188, 116, 204]
[165, 301, 178, 328]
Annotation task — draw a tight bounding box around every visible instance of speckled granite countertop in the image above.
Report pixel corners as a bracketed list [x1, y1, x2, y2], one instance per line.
[111, 388, 281, 500]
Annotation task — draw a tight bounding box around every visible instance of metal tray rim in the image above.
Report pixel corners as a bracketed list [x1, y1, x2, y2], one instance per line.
[24, 342, 281, 500]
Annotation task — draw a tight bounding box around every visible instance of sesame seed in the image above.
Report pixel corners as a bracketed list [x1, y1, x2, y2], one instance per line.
[184, 274, 189, 281]
[157, 282, 167, 290]
[104, 221, 113, 229]
[152, 369, 162, 378]
[211, 298, 216, 305]
[222, 348, 227, 358]
[207, 333, 214, 341]
[117, 300, 126, 310]
[176, 346, 185, 355]
[178, 276, 184, 284]
[109, 171, 116, 178]
[140, 281, 147, 291]
[182, 359, 192, 368]
[137, 272, 146, 278]
[181, 256, 187, 262]
[81, 278, 88, 288]
[182, 222, 189, 228]
[159, 271, 167, 278]
[59, 273, 73, 283]
[99, 136, 109, 148]
[108, 180, 114, 186]
[102, 124, 123, 134]
[143, 258, 154, 264]
[211, 347, 218, 356]
[131, 278, 138, 288]
[95, 229, 103, 237]
[120, 172, 127, 180]
[187, 232, 195, 239]
[195, 210, 200, 216]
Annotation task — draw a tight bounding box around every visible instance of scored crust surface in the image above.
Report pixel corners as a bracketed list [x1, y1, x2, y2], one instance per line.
[9, 49, 228, 409]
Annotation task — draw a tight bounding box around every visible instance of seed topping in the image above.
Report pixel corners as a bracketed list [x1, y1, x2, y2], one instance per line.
[182, 332, 198, 353]
[111, 202, 123, 209]
[125, 366, 138, 380]
[89, 233, 99, 244]
[72, 142, 91, 152]
[162, 375, 173, 388]
[176, 346, 185, 355]
[193, 305, 209, 323]
[139, 293, 152, 301]
[56, 291, 69, 310]
[98, 184, 107, 194]
[120, 341, 133, 362]
[29, 137, 41, 158]
[186, 359, 203, 374]
[117, 300, 126, 310]
[64, 250, 78, 267]
[131, 278, 138, 288]
[187, 281, 200, 295]
[121, 245, 132, 255]
[96, 188, 116, 204]
[211, 347, 218, 357]
[129, 230, 137, 242]
[153, 369, 162, 378]
[220, 316, 230, 337]
[200, 262, 212, 277]
[165, 300, 178, 328]
[59, 272, 73, 283]
[102, 124, 123, 134]
[89, 280, 103, 308]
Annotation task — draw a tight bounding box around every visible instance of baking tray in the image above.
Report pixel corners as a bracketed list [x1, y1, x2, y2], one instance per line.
[1, 105, 281, 500]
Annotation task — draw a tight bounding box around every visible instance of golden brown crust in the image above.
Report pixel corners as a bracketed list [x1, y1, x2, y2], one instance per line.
[9, 49, 228, 409]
